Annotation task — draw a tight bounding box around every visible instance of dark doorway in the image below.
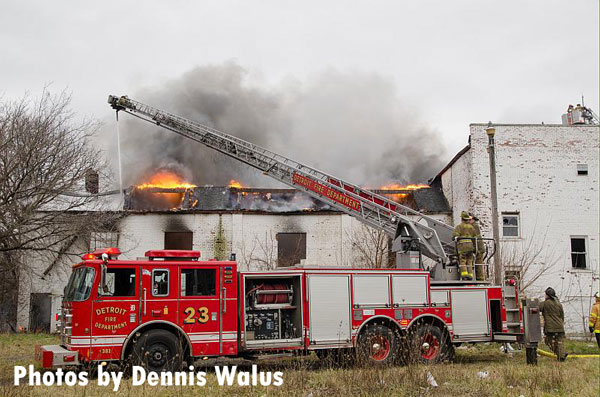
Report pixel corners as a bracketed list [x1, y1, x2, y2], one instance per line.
[164, 231, 193, 250]
[29, 293, 51, 332]
[277, 233, 306, 267]
[490, 300, 502, 333]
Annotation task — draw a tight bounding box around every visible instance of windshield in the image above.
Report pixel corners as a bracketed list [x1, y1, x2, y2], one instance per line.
[64, 267, 96, 301]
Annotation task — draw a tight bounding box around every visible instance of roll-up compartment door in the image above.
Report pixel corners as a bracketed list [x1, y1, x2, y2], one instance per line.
[451, 289, 489, 338]
[392, 275, 428, 306]
[353, 275, 390, 307]
[308, 275, 351, 345]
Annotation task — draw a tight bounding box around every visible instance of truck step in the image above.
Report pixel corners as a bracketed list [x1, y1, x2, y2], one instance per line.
[255, 353, 295, 361]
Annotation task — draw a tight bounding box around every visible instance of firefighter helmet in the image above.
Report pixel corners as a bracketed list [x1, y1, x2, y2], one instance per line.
[461, 211, 472, 220]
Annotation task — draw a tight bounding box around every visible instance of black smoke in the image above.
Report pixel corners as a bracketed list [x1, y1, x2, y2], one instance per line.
[109, 62, 447, 187]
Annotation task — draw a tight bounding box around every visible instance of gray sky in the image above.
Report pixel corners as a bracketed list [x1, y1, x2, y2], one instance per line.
[2, 0, 598, 172]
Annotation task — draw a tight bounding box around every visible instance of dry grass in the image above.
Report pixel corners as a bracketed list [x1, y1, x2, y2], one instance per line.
[0, 333, 598, 396]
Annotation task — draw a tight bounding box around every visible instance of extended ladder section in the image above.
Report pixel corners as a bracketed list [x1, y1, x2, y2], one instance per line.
[108, 95, 455, 267]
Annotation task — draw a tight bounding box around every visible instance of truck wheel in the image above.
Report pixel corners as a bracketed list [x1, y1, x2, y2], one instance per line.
[133, 329, 183, 372]
[357, 323, 398, 366]
[414, 324, 452, 364]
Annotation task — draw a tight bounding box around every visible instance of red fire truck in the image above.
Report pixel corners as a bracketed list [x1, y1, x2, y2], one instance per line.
[36, 95, 529, 369]
[38, 247, 522, 370]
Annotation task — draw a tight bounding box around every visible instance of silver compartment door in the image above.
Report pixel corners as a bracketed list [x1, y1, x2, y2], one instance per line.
[353, 275, 390, 307]
[308, 275, 351, 345]
[451, 289, 489, 338]
[392, 275, 428, 306]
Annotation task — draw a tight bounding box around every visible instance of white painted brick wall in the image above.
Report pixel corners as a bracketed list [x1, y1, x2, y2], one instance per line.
[442, 123, 599, 334]
[18, 210, 451, 332]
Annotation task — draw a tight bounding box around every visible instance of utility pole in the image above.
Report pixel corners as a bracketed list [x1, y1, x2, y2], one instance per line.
[486, 122, 502, 284]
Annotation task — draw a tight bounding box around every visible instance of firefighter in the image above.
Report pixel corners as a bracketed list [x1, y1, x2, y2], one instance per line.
[539, 287, 567, 361]
[453, 211, 476, 280]
[589, 292, 600, 348]
[469, 213, 486, 281]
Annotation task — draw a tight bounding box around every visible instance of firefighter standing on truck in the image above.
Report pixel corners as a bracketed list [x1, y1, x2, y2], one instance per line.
[589, 292, 600, 348]
[539, 287, 567, 361]
[469, 213, 486, 281]
[453, 211, 476, 280]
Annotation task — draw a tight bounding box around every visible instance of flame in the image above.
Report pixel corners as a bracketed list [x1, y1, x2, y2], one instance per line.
[136, 171, 196, 190]
[376, 182, 429, 203]
[229, 179, 243, 189]
[378, 183, 430, 191]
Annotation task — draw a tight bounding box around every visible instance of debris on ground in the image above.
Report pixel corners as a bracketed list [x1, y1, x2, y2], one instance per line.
[426, 371, 438, 387]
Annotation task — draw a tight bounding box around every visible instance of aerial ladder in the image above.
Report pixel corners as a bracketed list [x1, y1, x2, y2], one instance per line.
[108, 95, 476, 283]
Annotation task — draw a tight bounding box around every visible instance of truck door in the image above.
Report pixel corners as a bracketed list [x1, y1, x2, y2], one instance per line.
[140, 266, 178, 333]
[178, 264, 222, 357]
[91, 265, 139, 361]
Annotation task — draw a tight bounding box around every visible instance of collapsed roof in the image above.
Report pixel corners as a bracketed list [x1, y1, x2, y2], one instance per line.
[123, 186, 451, 214]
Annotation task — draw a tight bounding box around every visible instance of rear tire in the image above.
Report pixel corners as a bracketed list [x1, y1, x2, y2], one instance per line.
[132, 329, 184, 372]
[357, 323, 398, 366]
[413, 323, 452, 364]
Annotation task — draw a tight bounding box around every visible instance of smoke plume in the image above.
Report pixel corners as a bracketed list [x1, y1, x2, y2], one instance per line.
[110, 62, 447, 187]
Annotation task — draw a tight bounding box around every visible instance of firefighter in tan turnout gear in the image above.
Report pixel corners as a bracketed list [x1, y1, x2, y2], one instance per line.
[469, 213, 486, 280]
[589, 292, 600, 348]
[453, 211, 477, 280]
[539, 287, 567, 361]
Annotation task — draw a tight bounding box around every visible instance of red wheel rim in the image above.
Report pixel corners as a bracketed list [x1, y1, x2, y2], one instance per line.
[369, 335, 391, 361]
[421, 333, 441, 360]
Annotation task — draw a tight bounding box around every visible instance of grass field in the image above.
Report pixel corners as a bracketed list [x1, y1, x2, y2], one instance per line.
[0, 333, 598, 396]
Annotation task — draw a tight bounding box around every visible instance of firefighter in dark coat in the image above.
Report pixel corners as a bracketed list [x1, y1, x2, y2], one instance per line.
[539, 287, 567, 361]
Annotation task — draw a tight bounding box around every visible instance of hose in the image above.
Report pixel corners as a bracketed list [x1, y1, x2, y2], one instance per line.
[538, 349, 600, 359]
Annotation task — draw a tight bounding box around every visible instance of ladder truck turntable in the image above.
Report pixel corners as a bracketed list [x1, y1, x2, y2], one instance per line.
[35, 95, 538, 371]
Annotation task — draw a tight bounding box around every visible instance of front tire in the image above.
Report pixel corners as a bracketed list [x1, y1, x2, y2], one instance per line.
[132, 329, 184, 372]
[357, 323, 399, 366]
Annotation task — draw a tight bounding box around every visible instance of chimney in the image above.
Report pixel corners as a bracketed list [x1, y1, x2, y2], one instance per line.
[85, 169, 99, 194]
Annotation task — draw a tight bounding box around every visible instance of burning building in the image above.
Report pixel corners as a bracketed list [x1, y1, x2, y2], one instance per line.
[15, 171, 451, 333]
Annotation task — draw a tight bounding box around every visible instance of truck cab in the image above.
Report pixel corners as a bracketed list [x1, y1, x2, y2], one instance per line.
[39, 248, 238, 371]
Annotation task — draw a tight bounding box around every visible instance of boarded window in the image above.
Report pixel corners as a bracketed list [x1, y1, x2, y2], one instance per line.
[152, 269, 169, 296]
[165, 232, 193, 250]
[29, 293, 51, 332]
[104, 268, 136, 297]
[277, 233, 306, 267]
[181, 268, 216, 296]
[502, 213, 519, 237]
[571, 237, 587, 269]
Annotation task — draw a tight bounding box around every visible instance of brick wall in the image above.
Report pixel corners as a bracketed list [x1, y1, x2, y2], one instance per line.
[442, 123, 599, 334]
[18, 211, 451, 331]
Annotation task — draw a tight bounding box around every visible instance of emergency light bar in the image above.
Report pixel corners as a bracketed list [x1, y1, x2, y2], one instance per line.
[81, 247, 122, 261]
[145, 250, 201, 260]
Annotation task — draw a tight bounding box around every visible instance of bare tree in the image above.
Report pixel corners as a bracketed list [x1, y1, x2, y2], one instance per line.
[239, 231, 278, 270]
[501, 223, 561, 295]
[346, 223, 392, 268]
[0, 90, 120, 331]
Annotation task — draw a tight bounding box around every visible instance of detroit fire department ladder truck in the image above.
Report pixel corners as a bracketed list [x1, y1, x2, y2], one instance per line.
[35, 96, 542, 371]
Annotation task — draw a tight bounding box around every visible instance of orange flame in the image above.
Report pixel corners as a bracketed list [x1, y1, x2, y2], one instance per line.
[136, 171, 196, 190]
[376, 182, 429, 203]
[378, 183, 430, 191]
[229, 179, 243, 189]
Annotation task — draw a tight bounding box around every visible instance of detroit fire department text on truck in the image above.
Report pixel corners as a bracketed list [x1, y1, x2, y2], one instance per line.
[35, 95, 540, 370]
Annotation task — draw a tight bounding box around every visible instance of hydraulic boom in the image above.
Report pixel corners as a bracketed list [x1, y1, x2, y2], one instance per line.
[108, 95, 458, 279]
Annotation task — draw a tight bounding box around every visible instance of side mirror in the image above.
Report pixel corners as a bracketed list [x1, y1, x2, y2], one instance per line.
[99, 254, 108, 295]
